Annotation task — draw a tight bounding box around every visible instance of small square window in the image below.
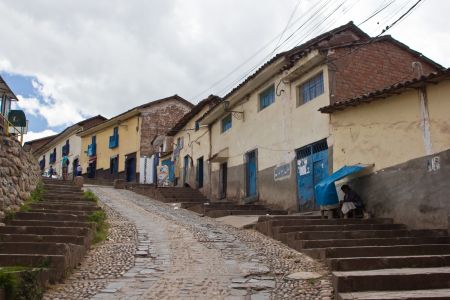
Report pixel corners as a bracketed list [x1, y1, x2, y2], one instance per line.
[299, 72, 324, 105]
[195, 120, 200, 131]
[221, 114, 232, 133]
[259, 85, 275, 110]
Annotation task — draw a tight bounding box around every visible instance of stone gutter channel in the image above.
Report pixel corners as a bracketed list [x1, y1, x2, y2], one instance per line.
[44, 186, 333, 300]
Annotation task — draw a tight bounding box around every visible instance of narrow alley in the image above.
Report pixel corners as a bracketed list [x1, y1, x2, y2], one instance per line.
[44, 186, 332, 300]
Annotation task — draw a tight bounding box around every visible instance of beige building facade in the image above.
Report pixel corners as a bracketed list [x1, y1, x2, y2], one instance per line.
[320, 70, 450, 228]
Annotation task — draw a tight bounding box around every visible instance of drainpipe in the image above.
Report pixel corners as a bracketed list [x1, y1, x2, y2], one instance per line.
[418, 86, 432, 155]
[208, 124, 213, 201]
[413, 62, 433, 155]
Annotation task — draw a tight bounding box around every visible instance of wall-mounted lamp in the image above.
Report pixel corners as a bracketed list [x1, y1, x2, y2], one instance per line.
[222, 101, 245, 121]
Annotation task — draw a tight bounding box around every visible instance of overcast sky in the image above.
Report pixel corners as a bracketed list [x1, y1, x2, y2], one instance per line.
[0, 0, 448, 142]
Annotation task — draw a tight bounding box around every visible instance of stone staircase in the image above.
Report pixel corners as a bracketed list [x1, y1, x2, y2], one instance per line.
[255, 215, 450, 299]
[187, 201, 288, 218]
[0, 178, 100, 284]
[155, 187, 287, 217]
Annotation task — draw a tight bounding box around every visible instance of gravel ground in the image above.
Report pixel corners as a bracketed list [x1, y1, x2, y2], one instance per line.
[44, 185, 333, 300]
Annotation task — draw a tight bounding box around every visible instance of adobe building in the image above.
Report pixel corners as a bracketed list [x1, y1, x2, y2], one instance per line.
[196, 22, 442, 212]
[320, 69, 450, 228]
[78, 95, 193, 184]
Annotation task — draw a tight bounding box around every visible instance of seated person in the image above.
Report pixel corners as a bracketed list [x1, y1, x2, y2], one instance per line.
[340, 184, 364, 218]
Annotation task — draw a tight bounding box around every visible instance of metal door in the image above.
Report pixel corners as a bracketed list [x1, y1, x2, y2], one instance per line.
[197, 157, 204, 188]
[246, 150, 257, 197]
[126, 157, 136, 182]
[296, 140, 328, 211]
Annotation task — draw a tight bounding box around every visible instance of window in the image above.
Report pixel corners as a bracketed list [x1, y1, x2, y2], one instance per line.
[221, 114, 232, 133]
[299, 72, 324, 105]
[92, 135, 96, 144]
[259, 85, 275, 110]
[195, 120, 200, 131]
[113, 127, 119, 136]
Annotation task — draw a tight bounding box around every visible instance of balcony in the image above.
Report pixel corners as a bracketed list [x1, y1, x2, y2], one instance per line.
[87, 143, 96, 157]
[49, 153, 56, 164]
[109, 135, 119, 149]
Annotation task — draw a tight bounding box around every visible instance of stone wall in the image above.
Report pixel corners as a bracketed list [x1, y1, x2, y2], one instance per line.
[0, 134, 40, 221]
[350, 148, 450, 229]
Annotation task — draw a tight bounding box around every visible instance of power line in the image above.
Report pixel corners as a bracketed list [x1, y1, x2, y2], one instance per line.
[358, 0, 396, 26]
[190, 0, 332, 101]
[273, 0, 302, 52]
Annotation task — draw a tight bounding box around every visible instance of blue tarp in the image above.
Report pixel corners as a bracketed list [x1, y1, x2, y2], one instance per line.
[314, 165, 368, 206]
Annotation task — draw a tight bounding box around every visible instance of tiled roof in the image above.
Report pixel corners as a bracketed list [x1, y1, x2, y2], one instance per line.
[319, 68, 450, 114]
[167, 95, 221, 136]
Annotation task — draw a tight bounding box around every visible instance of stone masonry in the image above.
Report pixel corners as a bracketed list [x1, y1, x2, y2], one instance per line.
[0, 133, 40, 222]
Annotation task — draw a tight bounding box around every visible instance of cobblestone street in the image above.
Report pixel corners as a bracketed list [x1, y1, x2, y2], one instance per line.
[45, 186, 333, 300]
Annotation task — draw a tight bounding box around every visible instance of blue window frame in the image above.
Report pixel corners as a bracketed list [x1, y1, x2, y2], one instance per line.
[259, 85, 275, 110]
[109, 127, 119, 149]
[221, 114, 232, 133]
[299, 72, 324, 105]
[195, 120, 200, 131]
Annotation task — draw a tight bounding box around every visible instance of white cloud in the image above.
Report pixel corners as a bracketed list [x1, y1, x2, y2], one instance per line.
[23, 129, 58, 143]
[0, 0, 448, 129]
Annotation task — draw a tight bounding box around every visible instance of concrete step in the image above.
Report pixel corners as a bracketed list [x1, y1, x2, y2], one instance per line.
[333, 267, 450, 293]
[31, 203, 99, 211]
[298, 236, 450, 249]
[311, 244, 450, 260]
[43, 195, 84, 201]
[0, 225, 91, 236]
[14, 212, 87, 222]
[276, 223, 406, 234]
[338, 289, 450, 300]
[207, 210, 287, 218]
[37, 201, 97, 206]
[0, 242, 83, 256]
[160, 197, 208, 203]
[0, 233, 87, 246]
[293, 229, 448, 241]
[43, 192, 84, 198]
[10, 220, 94, 228]
[329, 254, 450, 271]
[204, 205, 269, 211]
[0, 254, 67, 283]
[29, 209, 92, 215]
[30, 201, 100, 211]
[269, 218, 394, 227]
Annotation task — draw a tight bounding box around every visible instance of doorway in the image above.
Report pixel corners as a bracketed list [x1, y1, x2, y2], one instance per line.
[296, 139, 329, 212]
[219, 162, 227, 199]
[245, 150, 257, 198]
[183, 155, 190, 185]
[72, 158, 79, 179]
[197, 157, 204, 188]
[125, 153, 137, 182]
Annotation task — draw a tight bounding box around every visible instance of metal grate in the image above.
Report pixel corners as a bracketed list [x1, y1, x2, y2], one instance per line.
[297, 139, 328, 159]
[312, 139, 328, 154]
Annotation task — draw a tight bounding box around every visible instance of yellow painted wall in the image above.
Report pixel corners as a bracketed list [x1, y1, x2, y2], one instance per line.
[427, 80, 450, 154]
[331, 81, 450, 172]
[80, 116, 141, 173]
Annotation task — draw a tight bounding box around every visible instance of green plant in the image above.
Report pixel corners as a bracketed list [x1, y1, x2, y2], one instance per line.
[15, 269, 44, 300]
[0, 267, 22, 299]
[87, 210, 108, 243]
[29, 181, 44, 203]
[3, 210, 16, 223]
[83, 190, 99, 203]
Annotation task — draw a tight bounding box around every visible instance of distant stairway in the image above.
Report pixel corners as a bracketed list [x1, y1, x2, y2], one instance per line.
[255, 215, 450, 300]
[155, 187, 287, 217]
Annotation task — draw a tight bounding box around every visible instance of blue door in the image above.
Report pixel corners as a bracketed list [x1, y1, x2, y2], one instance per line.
[246, 151, 257, 197]
[162, 159, 174, 184]
[126, 157, 136, 182]
[183, 155, 189, 185]
[297, 140, 328, 211]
